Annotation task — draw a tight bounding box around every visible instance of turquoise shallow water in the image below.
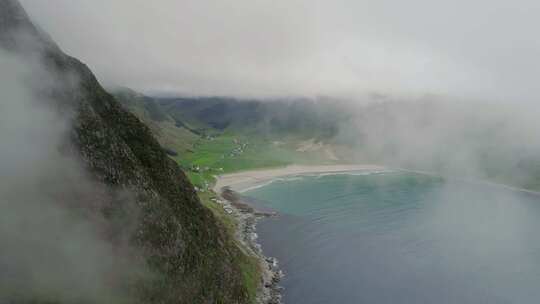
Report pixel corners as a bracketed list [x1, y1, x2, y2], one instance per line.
[245, 171, 540, 304]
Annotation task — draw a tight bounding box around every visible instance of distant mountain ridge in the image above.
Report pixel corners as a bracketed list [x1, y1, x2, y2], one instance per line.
[157, 96, 347, 140]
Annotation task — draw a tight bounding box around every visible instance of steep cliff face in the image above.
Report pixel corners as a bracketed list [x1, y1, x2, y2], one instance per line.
[0, 0, 253, 303]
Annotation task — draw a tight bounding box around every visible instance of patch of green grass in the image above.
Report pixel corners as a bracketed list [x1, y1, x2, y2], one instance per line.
[185, 171, 216, 189]
[237, 254, 261, 302]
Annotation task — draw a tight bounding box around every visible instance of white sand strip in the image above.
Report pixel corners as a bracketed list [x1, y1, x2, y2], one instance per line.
[214, 164, 386, 193]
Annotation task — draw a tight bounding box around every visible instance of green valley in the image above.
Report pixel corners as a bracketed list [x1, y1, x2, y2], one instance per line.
[114, 89, 345, 189]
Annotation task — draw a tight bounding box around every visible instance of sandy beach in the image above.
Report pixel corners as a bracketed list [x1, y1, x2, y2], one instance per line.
[213, 164, 386, 193]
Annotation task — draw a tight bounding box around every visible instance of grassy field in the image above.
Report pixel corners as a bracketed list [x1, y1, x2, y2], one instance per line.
[171, 132, 339, 188]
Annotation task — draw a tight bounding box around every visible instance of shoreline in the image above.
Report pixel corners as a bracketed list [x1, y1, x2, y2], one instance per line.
[213, 164, 386, 304]
[213, 164, 387, 193]
[218, 188, 283, 304]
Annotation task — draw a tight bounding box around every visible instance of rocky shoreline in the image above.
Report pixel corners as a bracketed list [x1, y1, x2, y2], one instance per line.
[217, 187, 284, 304]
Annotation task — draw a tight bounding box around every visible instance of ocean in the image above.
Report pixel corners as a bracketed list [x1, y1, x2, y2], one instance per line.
[244, 171, 540, 304]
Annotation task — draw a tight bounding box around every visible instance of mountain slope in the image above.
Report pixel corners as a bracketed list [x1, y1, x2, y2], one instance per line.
[0, 1, 256, 303]
[113, 87, 201, 158]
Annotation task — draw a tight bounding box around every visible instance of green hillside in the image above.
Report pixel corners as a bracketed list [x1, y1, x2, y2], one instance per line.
[0, 1, 261, 303]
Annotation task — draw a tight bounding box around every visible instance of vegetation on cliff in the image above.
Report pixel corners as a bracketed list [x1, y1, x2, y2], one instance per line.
[0, 0, 259, 303]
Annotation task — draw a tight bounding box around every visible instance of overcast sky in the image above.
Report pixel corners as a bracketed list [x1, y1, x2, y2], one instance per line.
[18, 0, 540, 100]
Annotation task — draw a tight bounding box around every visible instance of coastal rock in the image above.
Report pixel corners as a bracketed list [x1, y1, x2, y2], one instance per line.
[217, 187, 284, 304]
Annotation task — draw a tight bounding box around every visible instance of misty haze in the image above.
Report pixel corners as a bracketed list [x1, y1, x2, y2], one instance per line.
[3, 0, 540, 303]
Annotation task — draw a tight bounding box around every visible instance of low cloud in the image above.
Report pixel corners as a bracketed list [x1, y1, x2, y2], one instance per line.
[0, 48, 142, 303]
[16, 0, 540, 101]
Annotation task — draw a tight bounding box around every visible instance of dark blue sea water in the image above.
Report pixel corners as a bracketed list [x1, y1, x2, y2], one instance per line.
[245, 172, 540, 304]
